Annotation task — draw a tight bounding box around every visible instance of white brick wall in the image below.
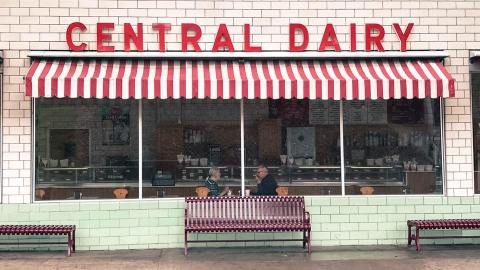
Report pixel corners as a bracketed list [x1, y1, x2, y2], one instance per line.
[0, 0, 478, 202]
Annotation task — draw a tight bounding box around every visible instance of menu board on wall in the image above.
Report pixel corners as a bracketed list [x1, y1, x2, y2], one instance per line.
[367, 100, 387, 124]
[345, 101, 368, 124]
[101, 105, 130, 145]
[328, 101, 340, 124]
[309, 100, 387, 125]
[309, 100, 329, 125]
[309, 100, 340, 125]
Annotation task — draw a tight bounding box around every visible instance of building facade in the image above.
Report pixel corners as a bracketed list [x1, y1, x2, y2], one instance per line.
[1, 0, 480, 250]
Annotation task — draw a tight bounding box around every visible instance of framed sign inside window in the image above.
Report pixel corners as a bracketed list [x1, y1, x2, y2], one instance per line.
[102, 105, 130, 145]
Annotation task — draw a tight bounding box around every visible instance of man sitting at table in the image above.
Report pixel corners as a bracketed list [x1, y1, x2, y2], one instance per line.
[252, 165, 278, 196]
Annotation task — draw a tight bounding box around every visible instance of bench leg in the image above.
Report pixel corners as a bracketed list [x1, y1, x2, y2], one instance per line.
[72, 230, 76, 252]
[184, 232, 188, 256]
[303, 231, 306, 248]
[415, 228, 421, 252]
[407, 225, 412, 246]
[67, 233, 72, 257]
[307, 229, 311, 254]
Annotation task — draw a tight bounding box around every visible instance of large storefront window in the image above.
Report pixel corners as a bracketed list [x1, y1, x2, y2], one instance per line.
[472, 72, 480, 194]
[34, 98, 443, 200]
[245, 99, 341, 196]
[142, 99, 240, 198]
[35, 98, 139, 200]
[344, 99, 443, 195]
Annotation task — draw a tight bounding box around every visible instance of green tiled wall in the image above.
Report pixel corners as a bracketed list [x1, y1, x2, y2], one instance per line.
[1, 196, 480, 251]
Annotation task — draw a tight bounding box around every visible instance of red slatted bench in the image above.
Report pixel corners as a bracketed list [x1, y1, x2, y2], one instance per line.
[407, 219, 480, 251]
[184, 196, 311, 255]
[0, 225, 76, 256]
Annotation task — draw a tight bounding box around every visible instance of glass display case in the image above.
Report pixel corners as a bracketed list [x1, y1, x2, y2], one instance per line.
[287, 166, 341, 183]
[174, 165, 340, 184]
[172, 165, 403, 185]
[37, 167, 91, 184]
[345, 166, 404, 185]
[176, 166, 232, 184]
[36, 166, 139, 185]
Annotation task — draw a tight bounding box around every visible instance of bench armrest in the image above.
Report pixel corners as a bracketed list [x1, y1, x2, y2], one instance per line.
[304, 211, 311, 223]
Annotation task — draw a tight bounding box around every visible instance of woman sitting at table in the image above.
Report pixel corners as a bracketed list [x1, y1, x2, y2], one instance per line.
[204, 167, 229, 197]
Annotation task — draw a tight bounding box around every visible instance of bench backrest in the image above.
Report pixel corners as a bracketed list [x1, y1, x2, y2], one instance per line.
[0, 225, 75, 234]
[185, 196, 307, 227]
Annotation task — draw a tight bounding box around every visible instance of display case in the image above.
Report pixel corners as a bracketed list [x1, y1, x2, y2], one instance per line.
[93, 166, 137, 182]
[176, 166, 232, 184]
[287, 166, 341, 183]
[345, 166, 404, 185]
[37, 167, 91, 184]
[243, 166, 289, 182]
[174, 165, 338, 184]
[36, 166, 139, 185]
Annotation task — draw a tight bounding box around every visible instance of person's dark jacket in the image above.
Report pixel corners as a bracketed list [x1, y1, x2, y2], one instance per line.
[253, 174, 278, 195]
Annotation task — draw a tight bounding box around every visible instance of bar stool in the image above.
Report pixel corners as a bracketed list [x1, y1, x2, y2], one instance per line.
[276, 186, 289, 196]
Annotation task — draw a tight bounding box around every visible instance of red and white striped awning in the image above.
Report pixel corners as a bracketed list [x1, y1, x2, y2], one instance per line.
[26, 59, 455, 100]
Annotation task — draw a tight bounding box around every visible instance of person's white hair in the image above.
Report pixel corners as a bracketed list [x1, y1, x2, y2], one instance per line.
[208, 167, 220, 177]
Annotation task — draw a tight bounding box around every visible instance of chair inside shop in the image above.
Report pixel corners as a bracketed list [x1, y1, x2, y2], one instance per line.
[35, 189, 46, 200]
[195, 187, 209, 198]
[113, 188, 128, 199]
[276, 186, 289, 196]
[359, 186, 375, 195]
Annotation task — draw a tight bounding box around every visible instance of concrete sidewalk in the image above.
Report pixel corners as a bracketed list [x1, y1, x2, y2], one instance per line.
[1, 245, 480, 270]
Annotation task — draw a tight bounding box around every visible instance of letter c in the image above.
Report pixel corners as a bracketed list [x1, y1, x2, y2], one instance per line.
[66, 22, 87, 51]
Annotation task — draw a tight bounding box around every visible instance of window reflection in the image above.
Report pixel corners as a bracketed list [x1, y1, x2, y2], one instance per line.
[244, 99, 341, 195]
[344, 99, 443, 195]
[34, 97, 443, 200]
[142, 99, 241, 198]
[35, 98, 139, 200]
[472, 73, 480, 194]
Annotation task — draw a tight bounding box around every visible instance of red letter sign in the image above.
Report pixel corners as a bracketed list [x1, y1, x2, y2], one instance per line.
[124, 23, 143, 51]
[244, 24, 262, 52]
[289, 24, 309, 52]
[66, 22, 87, 51]
[350, 23, 357, 52]
[365, 23, 385, 52]
[181, 23, 202, 52]
[393, 23, 414, 52]
[212, 24, 235, 52]
[97, 23, 115, 52]
[152, 23, 171, 52]
[319, 24, 340, 52]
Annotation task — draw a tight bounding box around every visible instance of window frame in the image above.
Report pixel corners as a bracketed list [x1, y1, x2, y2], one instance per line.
[470, 66, 480, 194]
[32, 98, 445, 202]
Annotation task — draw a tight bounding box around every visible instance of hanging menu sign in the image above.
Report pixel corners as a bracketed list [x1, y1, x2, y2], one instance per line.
[328, 101, 340, 124]
[367, 100, 387, 124]
[345, 101, 368, 124]
[309, 100, 329, 125]
[309, 100, 387, 125]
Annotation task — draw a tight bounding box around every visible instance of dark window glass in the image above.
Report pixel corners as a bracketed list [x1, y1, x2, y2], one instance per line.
[142, 99, 240, 198]
[472, 73, 480, 194]
[244, 99, 341, 196]
[35, 98, 139, 200]
[343, 99, 443, 195]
